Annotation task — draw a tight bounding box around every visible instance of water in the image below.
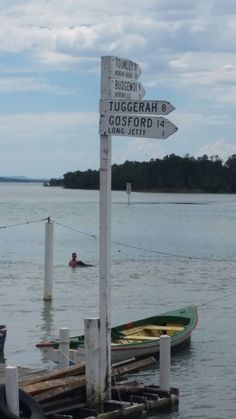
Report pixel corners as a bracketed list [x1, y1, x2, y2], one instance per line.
[0, 183, 236, 418]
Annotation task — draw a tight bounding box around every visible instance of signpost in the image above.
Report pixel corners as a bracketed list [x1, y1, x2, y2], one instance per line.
[98, 55, 178, 406]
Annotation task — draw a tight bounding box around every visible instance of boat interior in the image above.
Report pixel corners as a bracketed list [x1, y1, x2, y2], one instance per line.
[111, 323, 185, 344]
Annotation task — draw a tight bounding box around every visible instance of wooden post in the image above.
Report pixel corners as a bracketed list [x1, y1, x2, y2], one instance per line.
[126, 182, 131, 205]
[59, 328, 70, 369]
[5, 365, 19, 416]
[99, 132, 112, 402]
[85, 318, 100, 409]
[44, 217, 54, 301]
[160, 335, 171, 392]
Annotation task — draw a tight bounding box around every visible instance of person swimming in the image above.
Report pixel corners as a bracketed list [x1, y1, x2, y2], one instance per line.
[69, 252, 93, 268]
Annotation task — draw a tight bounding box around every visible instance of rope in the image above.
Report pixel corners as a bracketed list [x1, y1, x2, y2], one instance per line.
[2, 216, 236, 264]
[0, 217, 48, 230]
[109, 240, 236, 263]
[197, 291, 236, 308]
[53, 220, 97, 239]
[58, 348, 76, 365]
[52, 218, 236, 263]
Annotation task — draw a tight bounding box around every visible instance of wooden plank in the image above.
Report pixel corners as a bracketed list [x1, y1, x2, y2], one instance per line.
[122, 327, 144, 336]
[20, 362, 85, 386]
[40, 395, 84, 411]
[122, 403, 146, 416]
[111, 357, 136, 368]
[21, 376, 85, 396]
[122, 335, 159, 341]
[143, 325, 184, 332]
[34, 377, 85, 402]
[113, 356, 157, 376]
[42, 401, 87, 416]
[0, 365, 48, 384]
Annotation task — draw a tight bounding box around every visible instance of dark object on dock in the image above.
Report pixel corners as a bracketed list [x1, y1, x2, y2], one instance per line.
[0, 383, 45, 418]
[0, 325, 7, 353]
[20, 357, 179, 418]
[36, 305, 198, 364]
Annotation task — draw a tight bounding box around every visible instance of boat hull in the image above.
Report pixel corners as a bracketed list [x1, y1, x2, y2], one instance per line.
[0, 326, 7, 353]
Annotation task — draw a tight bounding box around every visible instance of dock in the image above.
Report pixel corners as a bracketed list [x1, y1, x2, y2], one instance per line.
[0, 357, 179, 418]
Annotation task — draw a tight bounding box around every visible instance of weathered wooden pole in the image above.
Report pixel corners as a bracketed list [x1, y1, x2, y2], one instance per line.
[44, 217, 54, 301]
[99, 132, 112, 402]
[59, 328, 70, 369]
[5, 365, 19, 416]
[85, 318, 100, 409]
[98, 56, 113, 404]
[160, 335, 171, 392]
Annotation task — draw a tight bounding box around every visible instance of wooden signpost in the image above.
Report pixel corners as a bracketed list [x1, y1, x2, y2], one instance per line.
[98, 55, 178, 405]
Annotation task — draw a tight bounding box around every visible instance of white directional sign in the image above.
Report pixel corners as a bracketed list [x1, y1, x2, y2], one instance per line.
[101, 56, 145, 100]
[102, 56, 142, 80]
[108, 78, 145, 100]
[100, 114, 178, 139]
[100, 99, 175, 116]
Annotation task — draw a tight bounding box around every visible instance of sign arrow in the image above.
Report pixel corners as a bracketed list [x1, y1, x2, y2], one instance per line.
[100, 99, 175, 116]
[100, 114, 178, 139]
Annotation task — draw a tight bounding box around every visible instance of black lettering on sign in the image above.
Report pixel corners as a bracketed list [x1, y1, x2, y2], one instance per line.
[115, 58, 137, 71]
[157, 119, 165, 128]
[108, 127, 125, 134]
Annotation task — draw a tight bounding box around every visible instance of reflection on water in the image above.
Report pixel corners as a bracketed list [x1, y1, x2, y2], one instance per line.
[40, 301, 54, 340]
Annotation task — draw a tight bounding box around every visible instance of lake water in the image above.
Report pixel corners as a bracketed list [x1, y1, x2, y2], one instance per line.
[0, 183, 236, 418]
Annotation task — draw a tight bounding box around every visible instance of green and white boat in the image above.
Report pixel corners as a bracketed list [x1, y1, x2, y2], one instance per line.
[36, 306, 198, 364]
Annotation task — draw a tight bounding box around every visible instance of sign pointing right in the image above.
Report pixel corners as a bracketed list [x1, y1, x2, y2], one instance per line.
[100, 99, 175, 116]
[100, 114, 178, 139]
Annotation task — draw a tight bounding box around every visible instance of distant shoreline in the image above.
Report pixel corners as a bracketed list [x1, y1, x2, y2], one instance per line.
[0, 178, 47, 183]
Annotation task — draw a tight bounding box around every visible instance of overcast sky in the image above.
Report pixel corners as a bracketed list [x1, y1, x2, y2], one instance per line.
[1, 0, 236, 178]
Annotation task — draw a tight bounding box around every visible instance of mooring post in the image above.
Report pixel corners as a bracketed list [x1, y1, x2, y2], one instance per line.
[44, 217, 54, 301]
[126, 182, 131, 205]
[5, 365, 19, 417]
[85, 318, 100, 409]
[160, 335, 171, 392]
[59, 327, 70, 369]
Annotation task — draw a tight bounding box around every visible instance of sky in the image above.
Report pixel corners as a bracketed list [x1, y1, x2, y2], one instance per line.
[1, 0, 236, 178]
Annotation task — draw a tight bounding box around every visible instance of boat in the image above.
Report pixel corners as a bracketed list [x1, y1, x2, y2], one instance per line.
[0, 325, 7, 353]
[36, 306, 198, 364]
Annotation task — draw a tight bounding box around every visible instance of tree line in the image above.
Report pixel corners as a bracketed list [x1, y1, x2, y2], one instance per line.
[49, 154, 236, 193]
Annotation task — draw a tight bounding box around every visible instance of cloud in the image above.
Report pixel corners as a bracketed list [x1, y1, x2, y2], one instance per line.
[196, 138, 236, 161]
[0, 76, 78, 94]
[0, 111, 100, 177]
[0, 111, 98, 144]
[1, 0, 236, 177]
